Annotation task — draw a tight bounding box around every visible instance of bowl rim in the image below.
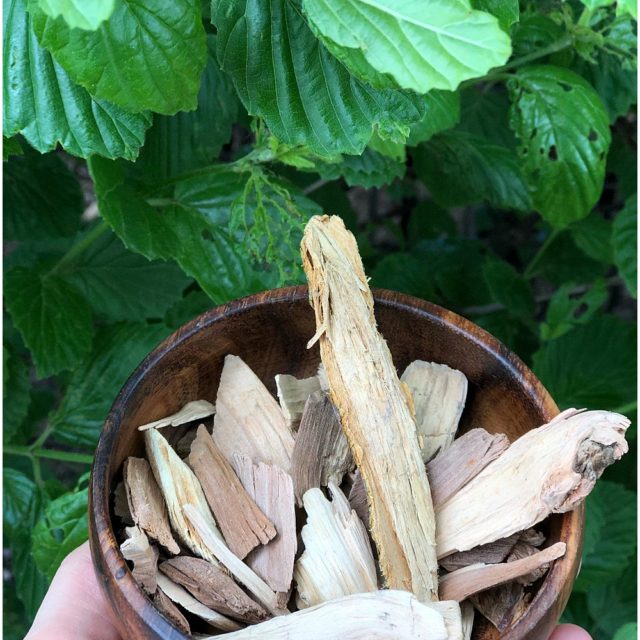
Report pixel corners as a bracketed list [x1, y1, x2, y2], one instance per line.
[89, 285, 583, 639]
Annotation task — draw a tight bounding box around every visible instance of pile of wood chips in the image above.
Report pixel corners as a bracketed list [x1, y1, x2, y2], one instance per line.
[113, 216, 630, 639]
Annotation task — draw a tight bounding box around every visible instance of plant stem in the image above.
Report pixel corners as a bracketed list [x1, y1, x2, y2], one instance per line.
[49, 219, 109, 275]
[4, 445, 94, 465]
[524, 229, 561, 280]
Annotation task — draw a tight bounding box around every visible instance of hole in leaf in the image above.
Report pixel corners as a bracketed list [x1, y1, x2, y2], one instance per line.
[599, 151, 606, 160]
[588, 130, 598, 142]
[521, 147, 528, 156]
[532, 169, 541, 180]
[573, 303, 589, 319]
[530, 127, 538, 139]
[201, 229, 213, 241]
[53, 527, 65, 543]
[559, 82, 572, 92]
[548, 145, 558, 161]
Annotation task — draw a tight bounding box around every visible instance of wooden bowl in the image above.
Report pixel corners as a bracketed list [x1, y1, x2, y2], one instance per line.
[89, 286, 583, 640]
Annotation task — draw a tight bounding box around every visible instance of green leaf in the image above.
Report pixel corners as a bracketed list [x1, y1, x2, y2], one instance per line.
[407, 90, 460, 146]
[138, 35, 242, 180]
[533, 314, 636, 410]
[579, 0, 615, 10]
[35, 0, 115, 29]
[574, 481, 636, 591]
[3, 468, 37, 538]
[213, 0, 425, 156]
[508, 65, 612, 227]
[3, 0, 151, 159]
[613, 195, 637, 298]
[472, 0, 519, 33]
[4, 267, 93, 378]
[50, 322, 170, 448]
[30, 0, 207, 115]
[32, 485, 88, 580]
[165, 290, 212, 330]
[301, 0, 511, 93]
[540, 280, 607, 340]
[608, 131, 636, 200]
[3, 347, 31, 444]
[613, 623, 638, 640]
[587, 563, 636, 638]
[617, 0, 637, 18]
[317, 148, 405, 188]
[574, 52, 636, 123]
[414, 131, 531, 210]
[511, 13, 564, 57]
[4, 149, 82, 241]
[407, 201, 456, 244]
[482, 259, 534, 317]
[458, 87, 517, 149]
[570, 213, 614, 264]
[63, 230, 191, 322]
[3, 136, 23, 159]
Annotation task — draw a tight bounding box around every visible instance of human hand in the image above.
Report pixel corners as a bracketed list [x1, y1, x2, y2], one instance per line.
[24, 542, 593, 640]
[25, 541, 121, 640]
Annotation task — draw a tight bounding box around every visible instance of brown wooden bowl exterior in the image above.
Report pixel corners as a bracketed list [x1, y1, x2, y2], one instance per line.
[89, 286, 583, 640]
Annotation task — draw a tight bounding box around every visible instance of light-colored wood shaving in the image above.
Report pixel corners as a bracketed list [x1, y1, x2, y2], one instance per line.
[275, 373, 322, 426]
[138, 400, 215, 431]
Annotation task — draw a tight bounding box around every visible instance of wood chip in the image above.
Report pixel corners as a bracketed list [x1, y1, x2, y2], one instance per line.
[145, 428, 223, 566]
[519, 528, 546, 547]
[188, 424, 276, 559]
[113, 481, 133, 525]
[427, 428, 509, 507]
[294, 483, 377, 609]
[124, 457, 180, 555]
[120, 526, 158, 594]
[425, 601, 464, 640]
[470, 581, 526, 632]
[401, 360, 468, 462]
[275, 374, 322, 425]
[212, 355, 295, 472]
[439, 533, 520, 572]
[233, 455, 297, 608]
[138, 400, 215, 431]
[436, 409, 629, 558]
[153, 588, 191, 635]
[160, 556, 269, 624]
[184, 503, 287, 617]
[349, 427, 509, 526]
[439, 542, 566, 601]
[290, 391, 353, 504]
[157, 572, 242, 632]
[301, 215, 439, 602]
[200, 590, 450, 640]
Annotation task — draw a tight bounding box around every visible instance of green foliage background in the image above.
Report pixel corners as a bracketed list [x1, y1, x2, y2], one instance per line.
[3, 0, 637, 638]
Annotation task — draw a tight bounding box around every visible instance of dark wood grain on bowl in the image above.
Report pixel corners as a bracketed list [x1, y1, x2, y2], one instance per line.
[89, 286, 583, 640]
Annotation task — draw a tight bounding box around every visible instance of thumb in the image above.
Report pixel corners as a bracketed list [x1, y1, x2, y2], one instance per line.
[25, 541, 121, 640]
[550, 623, 593, 640]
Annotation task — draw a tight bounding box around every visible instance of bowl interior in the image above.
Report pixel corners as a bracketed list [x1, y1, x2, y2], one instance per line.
[91, 286, 579, 640]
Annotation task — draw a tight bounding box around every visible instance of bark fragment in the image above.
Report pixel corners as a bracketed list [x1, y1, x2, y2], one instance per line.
[301, 215, 439, 602]
[439, 533, 520, 572]
[290, 391, 352, 504]
[153, 588, 191, 635]
[188, 424, 276, 559]
[120, 525, 158, 594]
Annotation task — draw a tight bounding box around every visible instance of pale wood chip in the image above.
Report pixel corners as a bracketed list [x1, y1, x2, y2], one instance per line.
[189, 424, 276, 559]
[144, 428, 223, 566]
[160, 556, 270, 624]
[233, 455, 297, 607]
[124, 457, 179, 555]
[424, 601, 464, 640]
[439, 542, 566, 601]
[507, 540, 550, 585]
[460, 601, 475, 640]
[153, 587, 191, 635]
[349, 427, 509, 527]
[294, 483, 377, 609]
[401, 360, 468, 462]
[138, 400, 215, 431]
[301, 215, 439, 602]
[275, 373, 321, 425]
[291, 391, 353, 504]
[157, 572, 242, 632]
[184, 503, 287, 617]
[212, 355, 295, 472]
[439, 533, 520, 572]
[113, 481, 133, 525]
[120, 525, 158, 594]
[436, 409, 629, 558]
[200, 590, 449, 640]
